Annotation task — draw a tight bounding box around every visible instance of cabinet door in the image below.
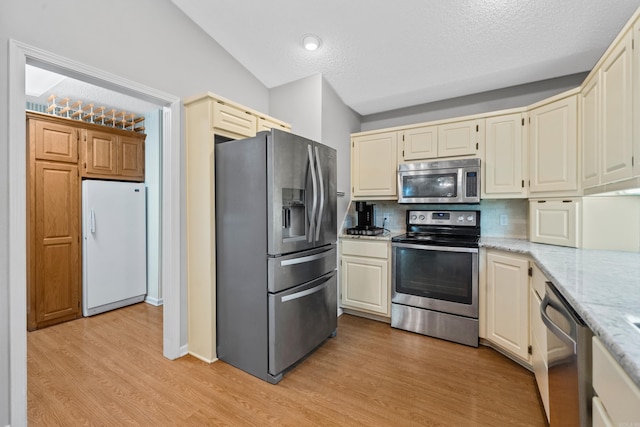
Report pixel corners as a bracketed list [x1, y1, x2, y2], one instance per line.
[529, 199, 580, 248]
[529, 95, 578, 194]
[341, 255, 389, 316]
[530, 265, 550, 422]
[119, 135, 145, 180]
[84, 129, 117, 176]
[437, 119, 481, 158]
[401, 126, 438, 161]
[213, 101, 257, 138]
[601, 30, 633, 184]
[29, 161, 80, 330]
[31, 118, 79, 163]
[351, 132, 398, 198]
[486, 251, 530, 362]
[581, 73, 601, 189]
[484, 113, 526, 198]
[634, 19, 640, 177]
[257, 117, 290, 133]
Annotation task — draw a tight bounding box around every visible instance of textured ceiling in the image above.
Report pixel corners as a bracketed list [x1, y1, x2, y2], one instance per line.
[172, 0, 640, 116]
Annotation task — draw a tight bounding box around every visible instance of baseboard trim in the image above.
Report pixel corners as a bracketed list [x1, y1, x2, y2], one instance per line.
[144, 296, 163, 306]
[341, 308, 391, 324]
[479, 338, 533, 372]
[188, 350, 218, 364]
[179, 344, 189, 357]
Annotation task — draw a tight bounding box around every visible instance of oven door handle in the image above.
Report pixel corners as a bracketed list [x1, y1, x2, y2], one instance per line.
[391, 242, 478, 254]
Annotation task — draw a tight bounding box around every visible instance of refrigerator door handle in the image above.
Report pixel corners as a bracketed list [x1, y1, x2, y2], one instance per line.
[90, 209, 96, 233]
[314, 146, 324, 242]
[307, 145, 318, 243]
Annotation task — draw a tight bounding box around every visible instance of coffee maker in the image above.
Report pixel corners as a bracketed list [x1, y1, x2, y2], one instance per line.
[346, 202, 384, 236]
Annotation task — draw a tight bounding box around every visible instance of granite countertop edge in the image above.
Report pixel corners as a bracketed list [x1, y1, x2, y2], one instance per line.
[480, 236, 640, 389]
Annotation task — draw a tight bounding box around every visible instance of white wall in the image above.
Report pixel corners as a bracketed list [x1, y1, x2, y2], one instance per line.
[0, 0, 271, 424]
[269, 74, 323, 141]
[145, 110, 163, 305]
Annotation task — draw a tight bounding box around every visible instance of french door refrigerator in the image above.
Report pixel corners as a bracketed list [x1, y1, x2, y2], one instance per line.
[82, 180, 147, 317]
[215, 128, 337, 384]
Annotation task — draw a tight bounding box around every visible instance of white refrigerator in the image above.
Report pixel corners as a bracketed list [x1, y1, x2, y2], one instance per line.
[82, 180, 147, 317]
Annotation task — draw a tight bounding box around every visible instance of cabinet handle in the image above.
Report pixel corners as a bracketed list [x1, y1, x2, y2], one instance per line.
[562, 200, 572, 203]
[537, 200, 546, 203]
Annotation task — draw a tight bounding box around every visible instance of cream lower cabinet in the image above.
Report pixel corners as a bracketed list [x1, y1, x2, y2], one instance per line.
[351, 131, 398, 199]
[530, 264, 550, 422]
[592, 336, 640, 426]
[483, 113, 527, 198]
[340, 239, 390, 317]
[485, 250, 530, 363]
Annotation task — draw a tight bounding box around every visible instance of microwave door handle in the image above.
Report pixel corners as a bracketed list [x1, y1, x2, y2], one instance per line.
[307, 145, 317, 243]
[314, 146, 324, 242]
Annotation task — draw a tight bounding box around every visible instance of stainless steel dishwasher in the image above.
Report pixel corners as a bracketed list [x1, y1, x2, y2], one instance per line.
[540, 281, 592, 427]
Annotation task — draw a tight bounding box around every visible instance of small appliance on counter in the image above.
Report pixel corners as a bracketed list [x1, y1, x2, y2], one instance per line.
[346, 202, 385, 236]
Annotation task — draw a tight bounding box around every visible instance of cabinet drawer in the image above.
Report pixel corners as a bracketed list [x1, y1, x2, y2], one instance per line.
[529, 199, 580, 247]
[592, 336, 640, 425]
[341, 239, 388, 258]
[213, 102, 256, 137]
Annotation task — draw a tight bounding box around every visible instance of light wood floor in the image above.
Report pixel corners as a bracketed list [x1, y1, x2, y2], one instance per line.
[28, 303, 546, 426]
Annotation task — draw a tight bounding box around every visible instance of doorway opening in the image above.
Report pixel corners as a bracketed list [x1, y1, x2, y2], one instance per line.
[8, 40, 183, 425]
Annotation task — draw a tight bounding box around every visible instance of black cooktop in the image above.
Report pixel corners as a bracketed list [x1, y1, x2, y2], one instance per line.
[392, 232, 479, 248]
[392, 209, 480, 248]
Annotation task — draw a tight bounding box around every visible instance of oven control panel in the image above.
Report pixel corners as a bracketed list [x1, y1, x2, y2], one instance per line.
[407, 210, 479, 227]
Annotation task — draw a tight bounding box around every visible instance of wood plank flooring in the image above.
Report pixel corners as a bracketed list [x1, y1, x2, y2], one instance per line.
[28, 303, 546, 426]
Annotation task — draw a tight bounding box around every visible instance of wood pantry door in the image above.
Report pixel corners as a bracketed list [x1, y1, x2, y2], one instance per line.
[30, 161, 80, 330]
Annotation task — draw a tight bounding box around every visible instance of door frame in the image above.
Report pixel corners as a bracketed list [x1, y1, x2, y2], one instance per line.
[8, 39, 184, 426]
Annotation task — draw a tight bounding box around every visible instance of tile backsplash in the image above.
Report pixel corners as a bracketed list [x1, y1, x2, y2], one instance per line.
[344, 199, 528, 238]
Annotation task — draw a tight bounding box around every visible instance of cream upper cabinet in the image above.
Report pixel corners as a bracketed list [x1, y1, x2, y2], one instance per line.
[212, 101, 257, 138]
[529, 198, 581, 248]
[529, 93, 578, 196]
[601, 29, 633, 184]
[257, 116, 291, 133]
[634, 18, 640, 177]
[582, 73, 601, 189]
[351, 131, 398, 199]
[340, 239, 390, 317]
[483, 113, 527, 198]
[401, 125, 438, 161]
[438, 119, 483, 158]
[485, 250, 530, 363]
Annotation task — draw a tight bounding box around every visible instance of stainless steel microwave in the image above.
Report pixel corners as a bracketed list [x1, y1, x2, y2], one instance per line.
[397, 158, 480, 204]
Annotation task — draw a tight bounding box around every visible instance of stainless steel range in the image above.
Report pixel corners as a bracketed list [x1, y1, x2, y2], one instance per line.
[391, 210, 480, 347]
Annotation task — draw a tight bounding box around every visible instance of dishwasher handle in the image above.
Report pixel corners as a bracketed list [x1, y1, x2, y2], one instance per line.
[540, 292, 577, 354]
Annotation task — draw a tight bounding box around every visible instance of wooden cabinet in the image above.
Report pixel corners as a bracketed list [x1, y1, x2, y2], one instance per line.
[485, 250, 530, 362]
[483, 113, 527, 198]
[529, 198, 581, 248]
[82, 129, 145, 181]
[592, 336, 640, 425]
[438, 119, 483, 158]
[27, 114, 81, 330]
[528, 93, 578, 196]
[351, 131, 398, 199]
[340, 239, 390, 317]
[400, 125, 438, 160]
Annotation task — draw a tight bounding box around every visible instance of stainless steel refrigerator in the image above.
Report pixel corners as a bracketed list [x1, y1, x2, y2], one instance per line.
[215, 129, 337, 384]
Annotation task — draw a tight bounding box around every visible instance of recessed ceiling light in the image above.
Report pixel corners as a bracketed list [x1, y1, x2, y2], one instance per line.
[302, 34, 322, 51]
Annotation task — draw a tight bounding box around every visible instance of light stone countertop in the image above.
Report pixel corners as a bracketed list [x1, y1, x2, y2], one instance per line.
[481, 236, 640, 388]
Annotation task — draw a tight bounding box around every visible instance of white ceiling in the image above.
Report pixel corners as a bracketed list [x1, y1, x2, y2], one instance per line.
[172, 0, 640, 116]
